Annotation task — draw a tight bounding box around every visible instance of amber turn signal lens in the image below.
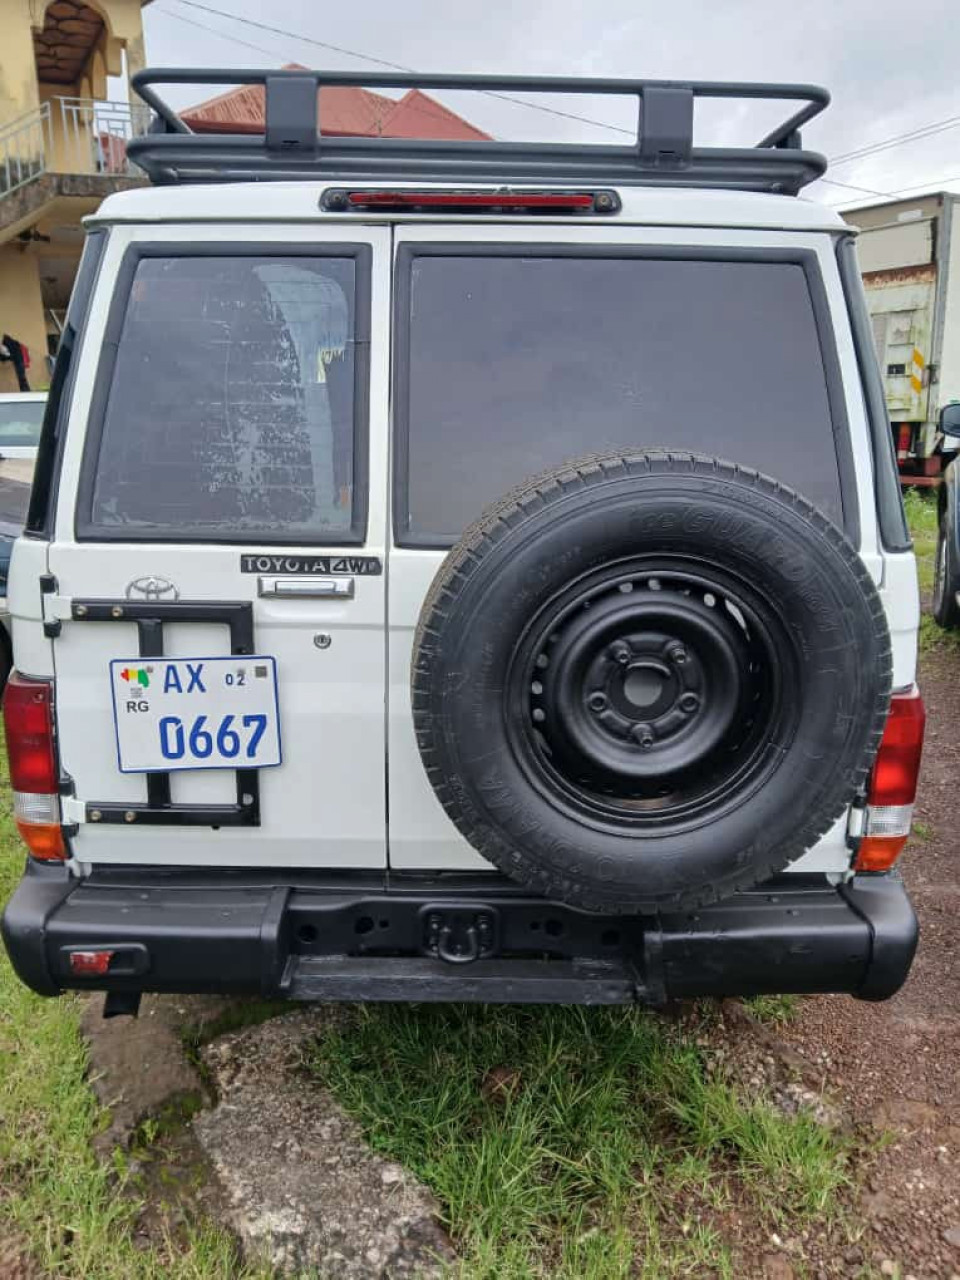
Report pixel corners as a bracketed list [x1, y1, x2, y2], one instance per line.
[854, 834, 909, 872]
[16, 820, 66, 862]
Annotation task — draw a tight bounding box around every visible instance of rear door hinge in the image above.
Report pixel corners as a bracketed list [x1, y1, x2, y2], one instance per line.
[61, 796, 86, 825]
[846, 802, 866, 845]
[41, 589, 72, 639]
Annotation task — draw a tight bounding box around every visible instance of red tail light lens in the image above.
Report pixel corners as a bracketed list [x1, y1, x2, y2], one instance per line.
[855, 690, 925, 872]
[4, 672, 58, 793]
[866, 690, 925, 807]
[3, 672, 65, 861]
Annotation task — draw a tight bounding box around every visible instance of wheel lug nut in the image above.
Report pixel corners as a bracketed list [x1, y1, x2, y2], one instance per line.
[679, 693, 699, 713]
[632, 723, 655, 750]
[588, 692, 607, 713]
[668, 644, 687, 666]
[611, 645, 631, 665]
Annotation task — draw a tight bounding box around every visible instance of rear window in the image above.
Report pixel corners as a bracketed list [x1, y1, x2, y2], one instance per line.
[83, 252, 364, 542]
[0, 399, 44, 448]
[396, 252, 848, 545]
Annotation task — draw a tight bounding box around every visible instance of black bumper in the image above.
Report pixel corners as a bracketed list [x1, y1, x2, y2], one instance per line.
[1, 864, 918, 1006]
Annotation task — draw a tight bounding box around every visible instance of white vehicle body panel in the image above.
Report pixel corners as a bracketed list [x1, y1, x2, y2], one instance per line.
[89, 182, 849, 235]
[11, 189, 917, 879]
[47, 223, 392, 868]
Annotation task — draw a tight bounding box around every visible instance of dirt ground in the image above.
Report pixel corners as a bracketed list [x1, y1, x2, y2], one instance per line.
[773, 645, 960, 1280]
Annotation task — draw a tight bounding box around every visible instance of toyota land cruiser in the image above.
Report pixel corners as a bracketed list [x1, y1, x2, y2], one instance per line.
[0, 70, 924, 1014]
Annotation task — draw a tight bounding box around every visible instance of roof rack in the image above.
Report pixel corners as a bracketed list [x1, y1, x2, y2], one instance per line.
[128, 69, 830, 195]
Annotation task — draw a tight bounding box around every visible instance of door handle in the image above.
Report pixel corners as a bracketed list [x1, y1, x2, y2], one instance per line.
[257, 575, 355, 599]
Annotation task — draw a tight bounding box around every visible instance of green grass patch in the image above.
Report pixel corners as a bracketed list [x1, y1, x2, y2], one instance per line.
[0, 745, 269, 1278]
[742, 993, 801, 1026]
[902, 488, 960, 650]
[903, 487, 938, 594]
[308, 1003, 855, 1277]
[918, 611, 960, 655]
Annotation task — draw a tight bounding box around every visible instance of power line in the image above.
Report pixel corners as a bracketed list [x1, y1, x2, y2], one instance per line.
[169, 0, 416, 74]
[888, 173, 960, 196]
[819, 175, 890, 197]
[830, 112, 960, 167]
[164, 8, 283, 60]
[163, 7, 494, 137]
[824, 170, 960, 210]
[166, 0, 636, 136]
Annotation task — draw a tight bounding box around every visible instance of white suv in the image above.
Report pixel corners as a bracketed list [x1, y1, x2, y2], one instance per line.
[1, 71, 924, 1015]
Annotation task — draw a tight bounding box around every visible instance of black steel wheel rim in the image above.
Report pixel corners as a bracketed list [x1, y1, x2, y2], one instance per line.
[505, 556, 801, 832]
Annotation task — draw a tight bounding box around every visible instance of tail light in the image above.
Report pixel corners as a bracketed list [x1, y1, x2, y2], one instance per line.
[854, 690, 925, 872]
[3, 672, 65, 861]
[895, 423, 911, 464]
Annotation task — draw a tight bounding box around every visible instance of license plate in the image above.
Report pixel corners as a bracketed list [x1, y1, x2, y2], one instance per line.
[110, 656, 282, 773]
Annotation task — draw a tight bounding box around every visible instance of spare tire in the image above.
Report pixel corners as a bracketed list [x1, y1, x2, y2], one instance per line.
[411, 451, 892, 915]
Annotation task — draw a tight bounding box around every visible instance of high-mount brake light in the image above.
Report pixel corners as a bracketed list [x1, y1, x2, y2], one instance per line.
[854, 690, 925, 872]
[320, 188, 620, 214]
[3, 672, 65, 861]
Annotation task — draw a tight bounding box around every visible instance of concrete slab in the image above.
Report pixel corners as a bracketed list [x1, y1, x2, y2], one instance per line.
[192, 1009, 454, 1278]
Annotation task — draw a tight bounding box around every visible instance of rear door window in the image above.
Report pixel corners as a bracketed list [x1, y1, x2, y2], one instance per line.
[80, 251, 367, 542]
[395, 251, 849, 545]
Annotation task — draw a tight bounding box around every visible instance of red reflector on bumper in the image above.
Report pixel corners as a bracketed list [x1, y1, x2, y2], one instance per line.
[68, 950, 114, 976]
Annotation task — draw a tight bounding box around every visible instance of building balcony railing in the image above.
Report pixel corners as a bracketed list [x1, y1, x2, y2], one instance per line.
[0, 96, 152, 199]
[0, 103, 50, 197]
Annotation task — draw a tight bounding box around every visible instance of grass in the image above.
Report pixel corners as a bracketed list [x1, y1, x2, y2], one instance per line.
[903, 486, 938, 595]
[0, 744, 270, 1279]
[307, 1003, 856, 1278]
[742, 993, 802, 1026]
[919, 611, 960, 655]
[901, 488, 960, 653]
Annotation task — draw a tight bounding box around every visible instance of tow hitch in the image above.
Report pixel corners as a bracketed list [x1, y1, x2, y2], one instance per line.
[421, 905, 498, 964]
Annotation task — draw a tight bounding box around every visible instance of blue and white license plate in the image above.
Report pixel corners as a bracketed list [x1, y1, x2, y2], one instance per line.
[109, 656, 282, 774]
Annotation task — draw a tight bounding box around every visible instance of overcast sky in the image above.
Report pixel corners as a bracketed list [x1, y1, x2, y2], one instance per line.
[135, 0, 960, 211]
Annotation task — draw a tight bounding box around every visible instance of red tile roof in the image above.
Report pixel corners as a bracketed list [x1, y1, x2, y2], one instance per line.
[372, 88, 490, 141]
[181, 66, 491, 140]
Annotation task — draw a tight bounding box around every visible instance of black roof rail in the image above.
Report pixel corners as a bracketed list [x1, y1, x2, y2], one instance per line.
[128, 68, 830, 195]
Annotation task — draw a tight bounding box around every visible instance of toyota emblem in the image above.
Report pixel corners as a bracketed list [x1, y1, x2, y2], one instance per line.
[125, 576, 179, 602]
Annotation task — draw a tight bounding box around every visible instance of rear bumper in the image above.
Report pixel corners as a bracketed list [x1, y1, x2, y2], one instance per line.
[2, 864, 918, 1006]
